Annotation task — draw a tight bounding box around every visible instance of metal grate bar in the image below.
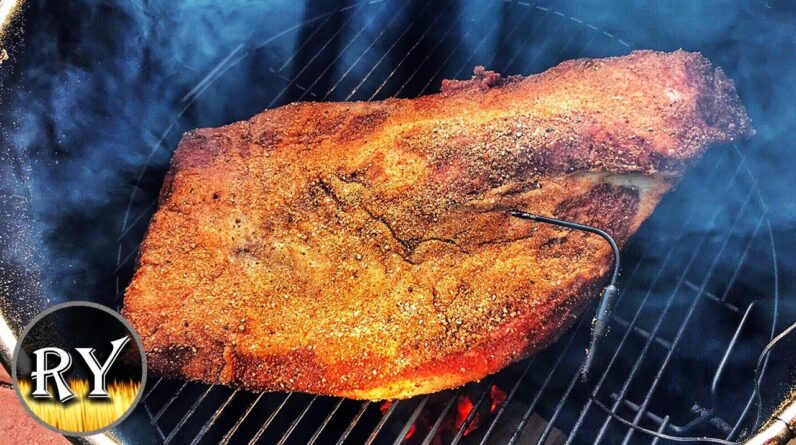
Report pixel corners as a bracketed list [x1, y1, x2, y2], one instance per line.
[276, 395, 318, 445]
[115, 199, 157, 243]
[219, 392, 265, 445]
[307, 398, 345, 445]
[478, 358, 537, 445]
[340, 0, 436, 100]
[719, 211, 765, 303]
[113, 244, 140, 275]
[143, 404, 167, 440]
[392, 395, 430, 445]
[727, 208, 779, 440]
[151, 381, 189, 423]
[366, 400, 402, 445]
[684, 280, 740, 313]
[712, 303, 757, 397]
[502, 6, 557, 72]
[164, 384, 216, 444]
[536, 361, 584, 445]
[190, 389, 241, 445]
[294, 0, 397, 102]
[651, 415, 672, 445]
[253, 8, 343, 54]
[420, 391, 460, 445]
[619, 197, 762, 444]
[507, 313, 591, 445]
[143, 377, 164, 401]
[368, 1, 457, 100]
[482, 0, 539, 70]
[277, 12, 339, 72]
[611, 315, 672, 349]
[450, 376, 497, 445]
[727, 385, 759, 440]
[392, 6, 467, 97]
[336, 401, 371, 445]
[609, 395, 668, 426]
[567, 152, 745, 443]
[247, 393, 293, 445]
[265, 3, 366, 108]
[593, 183, 756, 444]
[719, 229, 769, 440]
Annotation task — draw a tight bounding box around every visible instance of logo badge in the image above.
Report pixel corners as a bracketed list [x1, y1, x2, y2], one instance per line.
[12, 302, 146, 436]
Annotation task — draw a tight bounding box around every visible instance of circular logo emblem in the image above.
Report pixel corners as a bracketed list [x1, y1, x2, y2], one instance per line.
[11, 302, 146, 436]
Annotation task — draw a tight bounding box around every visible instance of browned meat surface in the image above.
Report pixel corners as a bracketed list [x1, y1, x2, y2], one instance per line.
[123, 50, 752, 400]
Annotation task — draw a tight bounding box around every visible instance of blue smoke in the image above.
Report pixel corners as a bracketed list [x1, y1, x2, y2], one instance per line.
[0, 0, 794, 313]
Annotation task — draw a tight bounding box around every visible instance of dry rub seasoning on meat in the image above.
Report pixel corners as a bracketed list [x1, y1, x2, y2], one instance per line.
[123, 50, 752, 400]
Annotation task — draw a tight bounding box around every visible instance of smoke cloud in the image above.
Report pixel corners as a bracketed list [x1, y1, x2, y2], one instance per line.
[0, 0, 792, 316]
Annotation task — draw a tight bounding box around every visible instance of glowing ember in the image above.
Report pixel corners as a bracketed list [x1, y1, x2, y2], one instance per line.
[489, 384, 508, 413]
[404, 424, 417, 441]
[401, 385, 509, 442]
[380, 400, 392, 414]
[454, 395, 473, 429]
[455, 395, 482, 436]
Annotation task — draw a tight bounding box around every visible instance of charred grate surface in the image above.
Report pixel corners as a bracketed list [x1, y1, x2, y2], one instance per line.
[112, 2, 782, 444]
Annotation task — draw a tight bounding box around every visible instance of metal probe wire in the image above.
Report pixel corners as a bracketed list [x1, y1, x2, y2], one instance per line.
[508, 209, 796, 444]
[587, 319, 796, 445]
[508, 209, 620, 381]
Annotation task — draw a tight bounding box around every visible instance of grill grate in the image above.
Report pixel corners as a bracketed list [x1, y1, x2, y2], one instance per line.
[112, 2, 781, 444]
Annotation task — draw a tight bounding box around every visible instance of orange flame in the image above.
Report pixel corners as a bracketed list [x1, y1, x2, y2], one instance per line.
[17, 379, 140, 433]
[399, 385, 508, 442]
[489, 384, 508, 413]
[455, 395, 482, 436]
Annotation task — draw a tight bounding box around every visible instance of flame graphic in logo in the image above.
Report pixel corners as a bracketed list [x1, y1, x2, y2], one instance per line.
[17, 379, 141, 433]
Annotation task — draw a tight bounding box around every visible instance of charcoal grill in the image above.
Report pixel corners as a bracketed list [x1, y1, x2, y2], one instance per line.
[0, 1, 794, 444]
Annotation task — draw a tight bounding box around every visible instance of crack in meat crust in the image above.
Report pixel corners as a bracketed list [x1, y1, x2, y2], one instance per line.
[123, 50, 752, 400]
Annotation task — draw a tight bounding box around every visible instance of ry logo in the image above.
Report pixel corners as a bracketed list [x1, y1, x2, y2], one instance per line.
[12, 302, 146, 435]
[31, 336, 131, 402]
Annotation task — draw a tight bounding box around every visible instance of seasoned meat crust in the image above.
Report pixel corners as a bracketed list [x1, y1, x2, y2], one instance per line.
[123, 50, 752, 400]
